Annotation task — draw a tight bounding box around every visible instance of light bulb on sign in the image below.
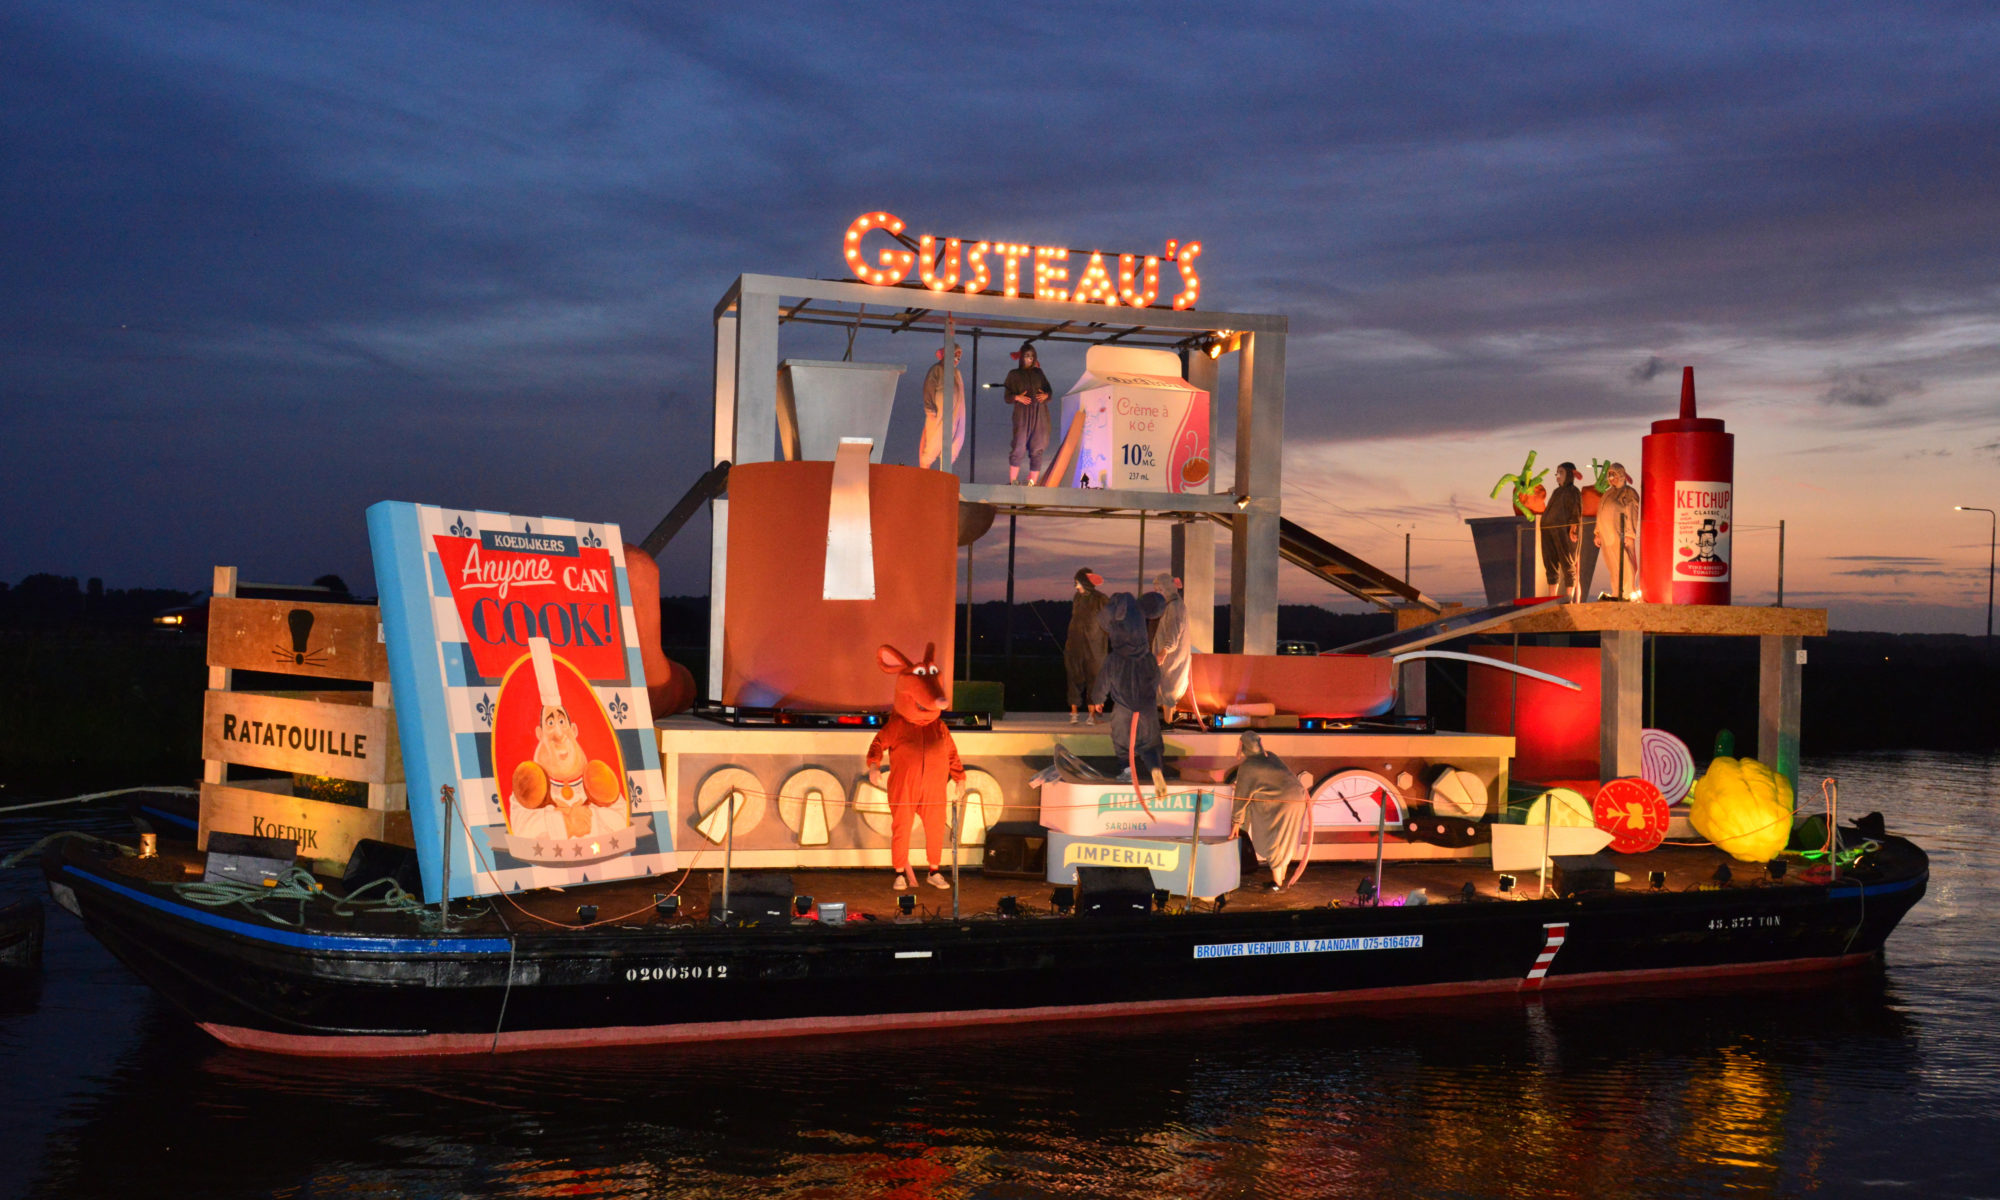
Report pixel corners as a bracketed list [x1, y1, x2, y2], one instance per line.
[1172, 240, 1202, 309]
[919, 235, 961, 292]
[1118, 254, 1160, 307]
[1071, 251, 1118, 305]
[843, 211, 912, 285]
[963, 241, 992, 294]
[998, 243, 1031, 297]
[1033, 246, 1071, 301]
[838, 215, 1203, 307]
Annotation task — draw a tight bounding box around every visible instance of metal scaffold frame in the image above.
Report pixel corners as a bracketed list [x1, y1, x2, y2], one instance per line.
[708, 274, 1289, 697]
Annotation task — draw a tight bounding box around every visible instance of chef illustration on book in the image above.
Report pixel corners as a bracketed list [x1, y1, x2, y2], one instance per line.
[506, 636, 630, 843]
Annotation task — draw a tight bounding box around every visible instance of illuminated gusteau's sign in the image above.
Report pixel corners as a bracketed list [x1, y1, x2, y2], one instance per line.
[842, 211, 1203, 310]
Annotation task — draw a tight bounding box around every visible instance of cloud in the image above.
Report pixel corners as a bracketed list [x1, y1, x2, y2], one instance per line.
[1825, 555, 1945, 565]
[7, 0, 2000, 625]
[1628, 355, 1668, 383]
[1825, 553, 1973, 579]
[1834, 567, 1963, 578]
[1820, 369, 1924, 408]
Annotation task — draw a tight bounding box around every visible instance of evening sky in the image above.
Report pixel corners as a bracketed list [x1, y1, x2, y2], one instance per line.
[4, 2, 1997, 631]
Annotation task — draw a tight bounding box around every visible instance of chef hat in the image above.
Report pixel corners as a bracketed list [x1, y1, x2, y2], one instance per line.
[528, 636, 563, 709]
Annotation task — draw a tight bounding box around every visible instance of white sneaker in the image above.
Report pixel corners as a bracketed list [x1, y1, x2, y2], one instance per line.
[1069, 712, 1083, 724]
[893, 875, 909, 891]
[926, 872, 952, 890]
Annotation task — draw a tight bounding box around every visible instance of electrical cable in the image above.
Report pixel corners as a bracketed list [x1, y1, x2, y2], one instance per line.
[0, 785, 196, 816]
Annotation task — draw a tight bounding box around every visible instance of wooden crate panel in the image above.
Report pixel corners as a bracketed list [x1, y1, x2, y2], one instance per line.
[206, 596, 389, 682]
[198, 782, 414, 865]
[201, 690, 402, 783]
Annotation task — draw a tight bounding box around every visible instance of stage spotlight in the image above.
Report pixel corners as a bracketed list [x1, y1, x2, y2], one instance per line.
[997, 895, 1020, 917]
[654, 893, 681, 918]
[1153, 889, 1171, 913]
[793, 895, 815, 917]
[1213, 895, 1229, 912]
[576, 904, 599, 924]
[1648, 871, 1667, 891]
[1355, 877, 1377, 905]
[1766, 860, 1787, 882]
[1459, 881, 1477, 903]
[1051, 886, 1074, 915]
[897, 894, 916, 917]
[1497, 873, 1517, 894]
[1713, 863, 1733, 886]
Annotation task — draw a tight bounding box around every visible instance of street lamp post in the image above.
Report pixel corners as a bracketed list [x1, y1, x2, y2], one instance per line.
[1956, 506, 1996, 638]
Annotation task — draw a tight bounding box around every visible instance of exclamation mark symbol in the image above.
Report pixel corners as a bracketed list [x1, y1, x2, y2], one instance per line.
[287, 609, 315, 665]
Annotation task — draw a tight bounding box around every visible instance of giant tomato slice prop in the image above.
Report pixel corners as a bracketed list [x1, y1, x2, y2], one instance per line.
[1593, 777, 1669, 853]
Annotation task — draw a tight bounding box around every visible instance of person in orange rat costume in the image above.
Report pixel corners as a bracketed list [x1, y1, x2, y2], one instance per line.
[865, 642, 965, 891]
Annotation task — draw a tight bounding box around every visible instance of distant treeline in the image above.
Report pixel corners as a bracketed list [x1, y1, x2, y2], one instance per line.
[660, 595, 1998, 752]
[2, 584, 1992, 793]
[0, 574, 201, 631]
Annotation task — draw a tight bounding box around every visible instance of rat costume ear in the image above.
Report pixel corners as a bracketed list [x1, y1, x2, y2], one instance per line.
[921, 642, 937, 668]
[877, 644, 911, 673]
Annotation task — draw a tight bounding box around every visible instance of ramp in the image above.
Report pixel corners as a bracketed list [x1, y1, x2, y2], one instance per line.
[639, 461, 732, 557]
[1202, 513, 1441, 613]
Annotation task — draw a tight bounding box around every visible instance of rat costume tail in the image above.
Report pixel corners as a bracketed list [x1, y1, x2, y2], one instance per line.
[1128, 709, 1156, 819]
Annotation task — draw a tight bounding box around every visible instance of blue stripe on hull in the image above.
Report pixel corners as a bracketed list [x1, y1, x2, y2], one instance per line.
[63, 865, 512, 955]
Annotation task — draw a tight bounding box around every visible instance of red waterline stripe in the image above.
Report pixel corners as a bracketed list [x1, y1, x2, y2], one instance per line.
[198, 952, 1876, 1059]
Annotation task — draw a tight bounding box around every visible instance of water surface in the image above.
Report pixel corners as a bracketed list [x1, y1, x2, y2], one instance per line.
[3, 751, 1995, 1199]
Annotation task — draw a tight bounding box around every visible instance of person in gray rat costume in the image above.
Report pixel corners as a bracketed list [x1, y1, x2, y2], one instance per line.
[1227, 732, 1311, 892]
[1090, 592, 1164, 785]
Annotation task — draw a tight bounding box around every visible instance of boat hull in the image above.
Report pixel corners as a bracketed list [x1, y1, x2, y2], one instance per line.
[45, 835, 1927, 1057]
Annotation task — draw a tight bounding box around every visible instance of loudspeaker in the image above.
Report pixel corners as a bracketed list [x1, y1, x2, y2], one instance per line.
[982, 821, 1048, 878]
[1552, 853, 1617, 898]
[204, 831, 298, 887]
[708, 871, 794, 924]
[1076, 865, 1153, 917]
[343, 839, 422, 895]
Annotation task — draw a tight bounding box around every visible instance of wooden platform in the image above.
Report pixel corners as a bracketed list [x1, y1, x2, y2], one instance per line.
[1484, 601, 1827, 638]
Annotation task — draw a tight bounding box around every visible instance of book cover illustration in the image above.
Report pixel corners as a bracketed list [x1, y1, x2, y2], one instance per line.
[367, 501, 674, 902]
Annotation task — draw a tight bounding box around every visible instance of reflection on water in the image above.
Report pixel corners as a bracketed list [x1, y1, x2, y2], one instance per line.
[3, 751, 1997, 1199]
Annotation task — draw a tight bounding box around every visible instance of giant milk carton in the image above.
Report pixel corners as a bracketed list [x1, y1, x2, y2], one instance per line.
[1060, 346, 1211, 492]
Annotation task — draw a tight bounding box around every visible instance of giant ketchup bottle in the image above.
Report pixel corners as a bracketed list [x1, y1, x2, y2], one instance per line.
[1641, 367, 1733, 605]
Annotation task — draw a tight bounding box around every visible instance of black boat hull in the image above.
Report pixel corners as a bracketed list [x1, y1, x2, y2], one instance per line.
[0, 898, 44, 972]
[44, 836, 1928, 1057]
